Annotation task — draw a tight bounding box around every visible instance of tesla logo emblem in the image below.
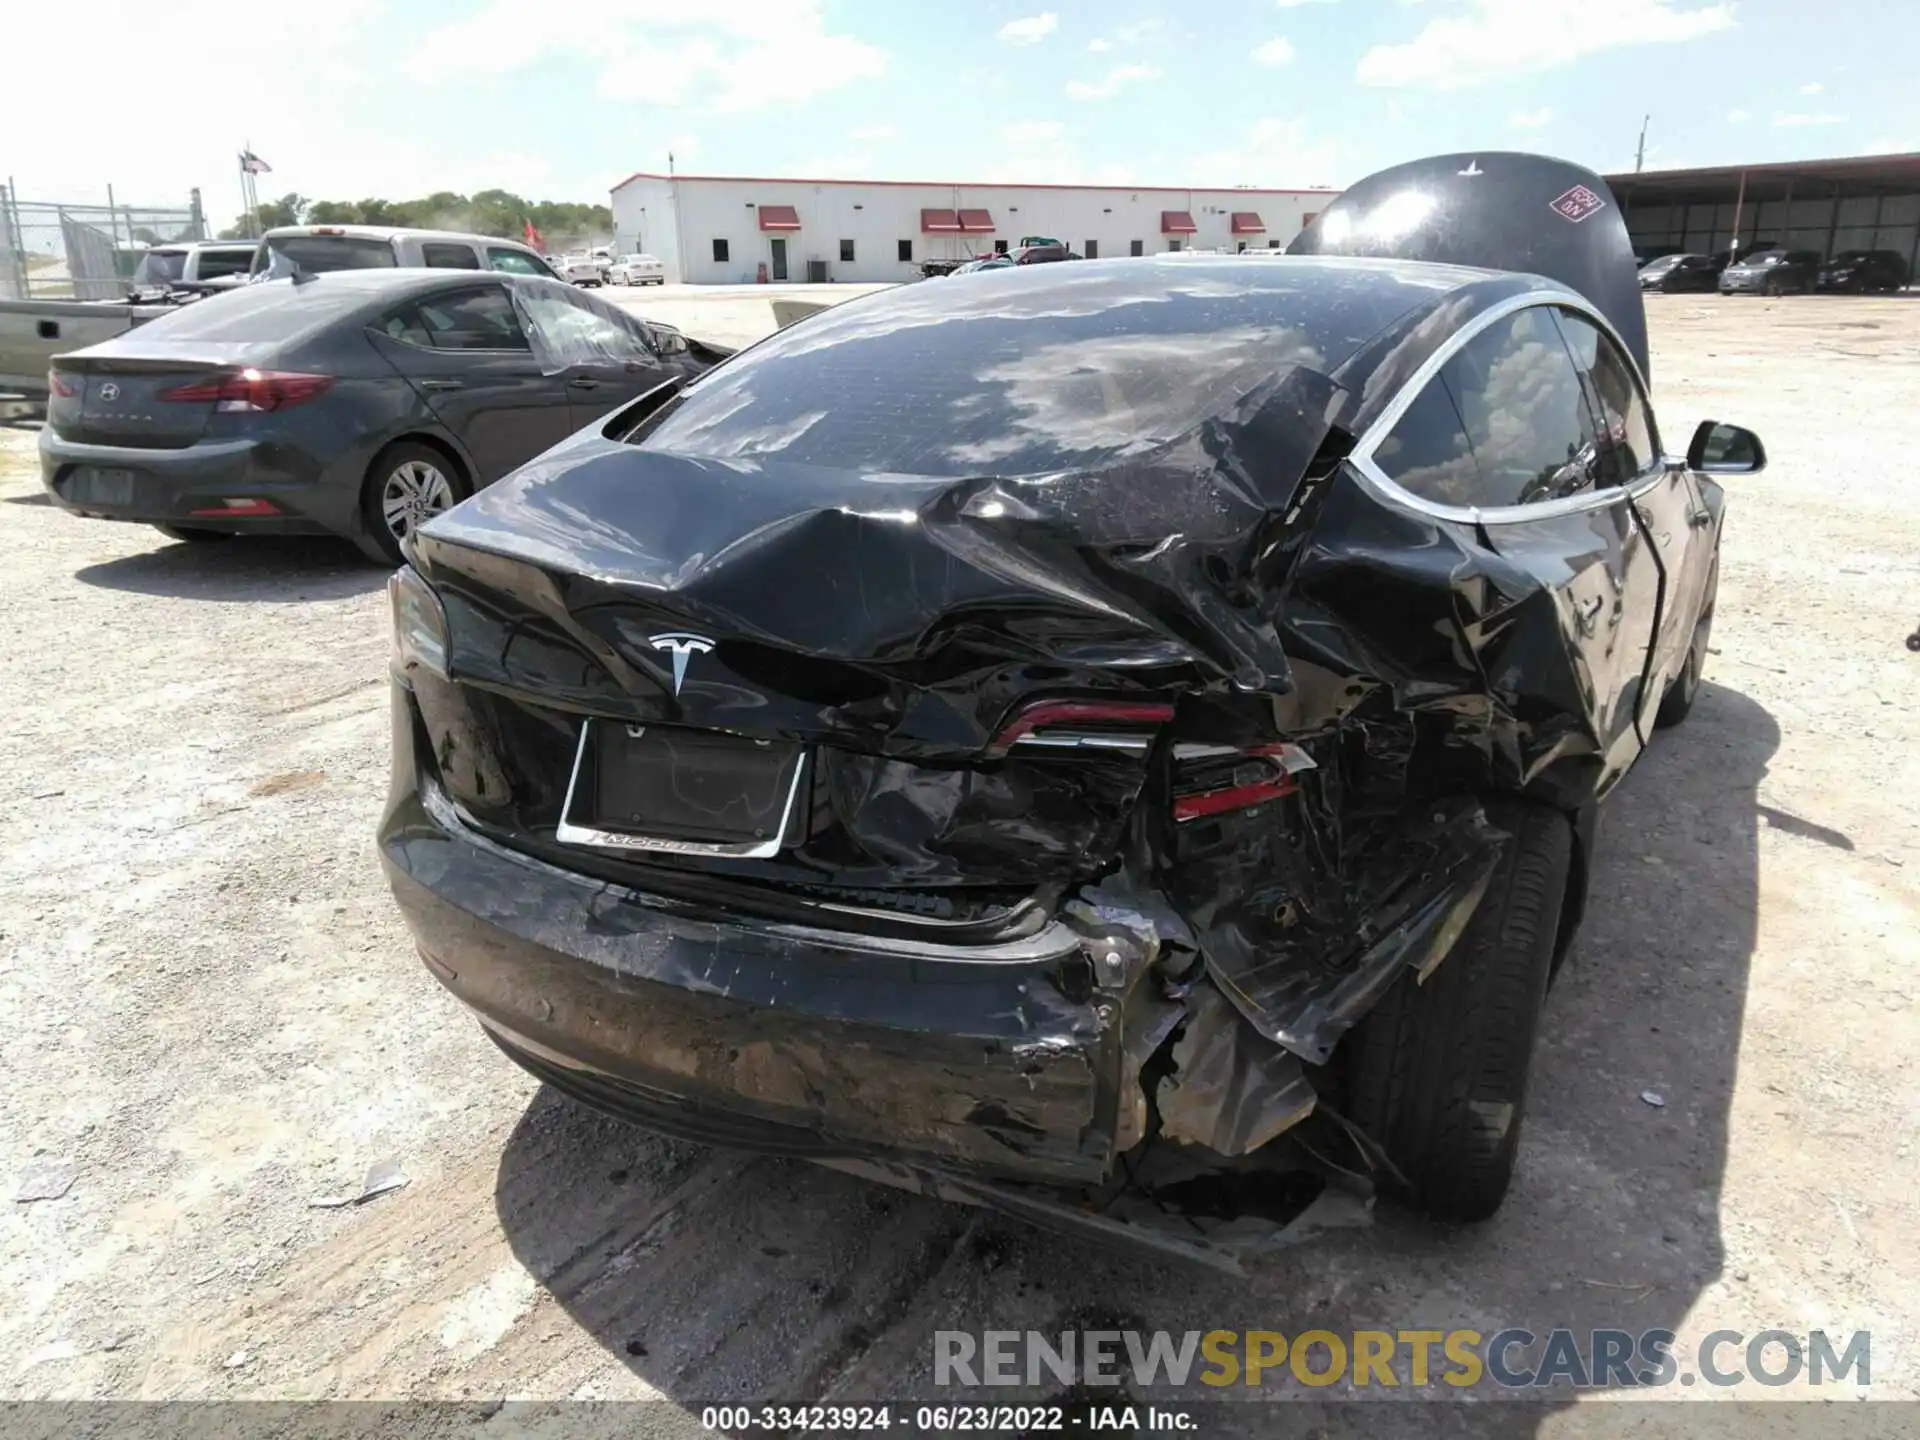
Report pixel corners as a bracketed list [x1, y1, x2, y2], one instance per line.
[97, 383, 120, 401]
[648, 632, 714, 696]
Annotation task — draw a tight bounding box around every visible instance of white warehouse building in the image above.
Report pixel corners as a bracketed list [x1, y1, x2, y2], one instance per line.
[609, 170, 1341, 285]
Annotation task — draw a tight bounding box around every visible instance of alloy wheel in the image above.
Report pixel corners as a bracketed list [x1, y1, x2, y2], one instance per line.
[381, 459, 455, 544]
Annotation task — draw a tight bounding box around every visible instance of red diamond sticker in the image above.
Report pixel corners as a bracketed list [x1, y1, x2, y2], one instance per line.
[1549, 184, 1606, 223]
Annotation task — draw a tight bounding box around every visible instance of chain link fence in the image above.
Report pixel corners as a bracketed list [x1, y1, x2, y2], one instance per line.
[1, 185, 207, 300]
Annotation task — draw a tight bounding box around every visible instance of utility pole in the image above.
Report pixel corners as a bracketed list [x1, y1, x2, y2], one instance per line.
[1635, 115, 1650, 174]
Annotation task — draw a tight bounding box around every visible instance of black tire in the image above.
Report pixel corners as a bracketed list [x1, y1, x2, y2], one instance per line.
[151, 524, 232, 543]
[1343, 799, 1573, 1222]
[359, 441, 469, 565]
[1656, 561, 1717, 729]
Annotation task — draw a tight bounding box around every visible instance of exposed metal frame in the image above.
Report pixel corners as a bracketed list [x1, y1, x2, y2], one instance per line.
[555, 721, 810, 860]
[1347, 289, 1671, 529]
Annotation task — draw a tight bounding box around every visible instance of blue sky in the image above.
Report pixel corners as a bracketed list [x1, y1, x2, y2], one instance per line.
[5, 0, 1914, 219]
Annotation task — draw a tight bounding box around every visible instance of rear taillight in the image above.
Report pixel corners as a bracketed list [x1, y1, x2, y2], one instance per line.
[157, 369, 333, 412]
[48, 369, 76, 398]
[987, 699, 1175, 756]
[1171, 741, 1316, 823]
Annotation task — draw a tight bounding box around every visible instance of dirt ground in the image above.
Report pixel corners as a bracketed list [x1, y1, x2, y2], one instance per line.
[2, 290, 1917, 1430]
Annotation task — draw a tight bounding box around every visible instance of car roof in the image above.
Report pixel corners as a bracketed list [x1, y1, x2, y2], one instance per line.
[258, 224, 537, 249]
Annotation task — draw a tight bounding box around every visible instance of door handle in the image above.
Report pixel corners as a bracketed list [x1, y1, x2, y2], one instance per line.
[567, 377, 602, 390]
[419, 379, 463, 392]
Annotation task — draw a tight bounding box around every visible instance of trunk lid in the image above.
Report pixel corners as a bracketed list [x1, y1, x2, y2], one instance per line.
[52, 344, 269, 448]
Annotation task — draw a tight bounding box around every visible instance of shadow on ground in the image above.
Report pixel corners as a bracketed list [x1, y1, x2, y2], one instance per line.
[73, 535, 388, 602]
[493, 681, 1777, 1433]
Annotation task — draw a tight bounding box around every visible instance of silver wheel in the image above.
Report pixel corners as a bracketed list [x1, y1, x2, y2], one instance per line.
[380, 458, 455, 543]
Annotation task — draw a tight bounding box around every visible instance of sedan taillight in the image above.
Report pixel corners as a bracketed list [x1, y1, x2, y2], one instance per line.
[48, 368, 77, 398]
[157, 369, 334, 412]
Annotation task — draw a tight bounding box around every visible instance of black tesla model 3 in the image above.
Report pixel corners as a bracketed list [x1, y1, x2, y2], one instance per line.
[378, 154, 1766, 1267]
[41, 271, 725, 563]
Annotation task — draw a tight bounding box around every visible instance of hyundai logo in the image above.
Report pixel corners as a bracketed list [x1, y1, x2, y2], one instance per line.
[97, 383, 120, 402]
[648, 632, 714, 696]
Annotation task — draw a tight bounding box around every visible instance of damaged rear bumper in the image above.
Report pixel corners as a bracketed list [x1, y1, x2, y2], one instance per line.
[382, 771, 1134, 1188]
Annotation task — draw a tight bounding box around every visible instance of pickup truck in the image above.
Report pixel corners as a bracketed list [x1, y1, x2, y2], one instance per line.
[249, 225, 561, 279]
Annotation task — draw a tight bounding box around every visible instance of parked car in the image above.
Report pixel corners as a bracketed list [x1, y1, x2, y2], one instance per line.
[131, 241, 260, 296]
[378, 152, 1764, 1264]
[558, 253, 608, 287]
[1638, 252, 1721, 293]
[1719, 247, 1822, 295]
[950, 257, 1014, 275]
[607, 253, 665, 286]
[1815, 248, 1910, 293]
[40, 270, 729, 563]
[249, 226, 560, 280]
[1633, 246, 1683, 265]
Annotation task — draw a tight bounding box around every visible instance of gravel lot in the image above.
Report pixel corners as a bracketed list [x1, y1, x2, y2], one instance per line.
[2, 289, 1917, 1428]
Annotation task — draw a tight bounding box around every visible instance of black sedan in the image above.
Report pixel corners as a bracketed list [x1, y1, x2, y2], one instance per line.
[40, 271, 726, 562]
[379, 153, 1765, 1266]
[1638, 251, 1721, 292]
[1816, 248, 1910, 293]
[1718, 247, 1823, 295]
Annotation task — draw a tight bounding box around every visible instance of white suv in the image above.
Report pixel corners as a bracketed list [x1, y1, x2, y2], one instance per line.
[608, 253, 665, 286]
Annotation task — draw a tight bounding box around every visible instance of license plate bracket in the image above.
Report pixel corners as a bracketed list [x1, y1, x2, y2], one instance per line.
[556, 721, 807, 859]
[69, 466, 137, 506]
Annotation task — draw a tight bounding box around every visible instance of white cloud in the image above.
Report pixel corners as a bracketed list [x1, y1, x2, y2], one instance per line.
[998, 13, 1059, 45]
[1357, 0, 1734, 89]
[1726, 108, 1752, 122]
[1188, 116, 1341, 189]
[1253, 38, 1297, 66]
[1509, 106, 1554, 128]
[1772, 112, 1847, 127]
[1799, 81, 1824, 94]
[849, 124, 899, 142]
[415, 1, 886, 114]
[1088, 20, 1164, 52]
[1065, 63, 1161, 100]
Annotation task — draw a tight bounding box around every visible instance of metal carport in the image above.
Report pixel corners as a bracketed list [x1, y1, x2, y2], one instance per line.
[1606, 152, 1920, 279]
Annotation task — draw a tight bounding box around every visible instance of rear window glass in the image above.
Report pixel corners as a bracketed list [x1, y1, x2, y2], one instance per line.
[637, 263, 1443, 477]
[256, 236, 398, 274]
[132, 279, 378, 341]
[487, 248, 550, 276]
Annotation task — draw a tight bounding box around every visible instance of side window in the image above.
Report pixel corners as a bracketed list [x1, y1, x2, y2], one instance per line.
[486, 248, 549, 276]
[897, 239, 913, 262]
[1553, 310, 1657, 484]
[422, 243, 482, 270]
[517, 284, 648, 363]
[1375, 306, 1594, 508]
[839, 239, 855, 263]
[380, 286, 529, 351]
[713, 238, 730, 263]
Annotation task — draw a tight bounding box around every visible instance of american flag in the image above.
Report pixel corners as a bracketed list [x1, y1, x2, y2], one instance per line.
[239, 151, 272, 175]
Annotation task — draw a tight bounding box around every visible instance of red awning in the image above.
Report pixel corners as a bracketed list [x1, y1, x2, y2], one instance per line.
[1230, 212, 1266, 235]
[920, 208, 961, 233]
[1160, 210, 1198, 234]
[756, 205, 801, 232]
[956, 208, 995, 233]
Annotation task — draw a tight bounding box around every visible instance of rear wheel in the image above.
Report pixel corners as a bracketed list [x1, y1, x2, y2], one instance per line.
[151, 524, 232, 543]
[1343, 799, 1572, 1222]
[360, 442, 468, 565]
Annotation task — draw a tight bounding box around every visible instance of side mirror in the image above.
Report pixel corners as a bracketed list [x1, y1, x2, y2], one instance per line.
[1687, 420, 1766, 474]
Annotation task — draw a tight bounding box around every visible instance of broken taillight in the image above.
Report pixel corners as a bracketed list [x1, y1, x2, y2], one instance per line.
[987, 699, 1176, 757]
[157, 369, 334, 412]
[1171, 741, 1316, 822]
